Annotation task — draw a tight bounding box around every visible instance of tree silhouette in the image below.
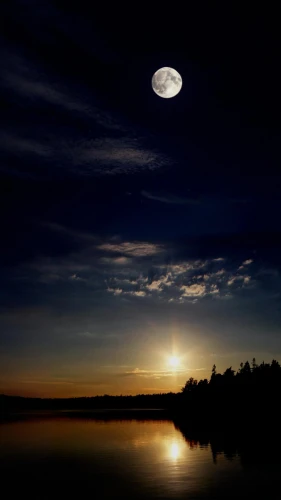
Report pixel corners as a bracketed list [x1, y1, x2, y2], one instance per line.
[181, 377, 198, 392]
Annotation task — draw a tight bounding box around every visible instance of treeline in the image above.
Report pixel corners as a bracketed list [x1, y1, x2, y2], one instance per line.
[179, 358, 281, 428]
[0, 392, 179, 413]
[181, 358, 281, 392]
[1, 359, 281, 425]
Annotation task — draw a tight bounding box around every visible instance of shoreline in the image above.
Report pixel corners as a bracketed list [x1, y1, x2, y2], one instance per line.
[0, 408, 172, 422]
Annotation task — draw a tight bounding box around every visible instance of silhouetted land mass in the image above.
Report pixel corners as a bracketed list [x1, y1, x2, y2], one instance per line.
[178, 358, 281, 430]
[1, 359, 281, 431]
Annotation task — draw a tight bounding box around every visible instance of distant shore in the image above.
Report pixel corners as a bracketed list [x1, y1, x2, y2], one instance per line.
[2, 359, 281, 430]
[0, 407, 172, 423]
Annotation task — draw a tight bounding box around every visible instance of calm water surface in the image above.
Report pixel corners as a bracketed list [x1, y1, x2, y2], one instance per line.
[1, 415, 280, 499]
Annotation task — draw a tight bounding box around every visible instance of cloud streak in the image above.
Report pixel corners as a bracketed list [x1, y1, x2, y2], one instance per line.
[1, 50, 169, 177]
[0, 133, 51, 157]
[141, 190, 200, 205]
[72, 139, 168, 172]
[97, 241, 164, 257]
[120, 367, 206, 379]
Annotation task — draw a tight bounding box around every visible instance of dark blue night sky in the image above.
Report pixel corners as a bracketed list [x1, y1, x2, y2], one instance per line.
[0, 1, 280, 397]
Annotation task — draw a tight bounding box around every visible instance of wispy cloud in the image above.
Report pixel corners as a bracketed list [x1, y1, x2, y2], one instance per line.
[0, 133, 51, 157]
[120, 367, 206, 379]
[164, 261, 206, 276]
[97, 241, 164, 257]
[141, 192, 253, 207]
[29, 257, 93, 277]
[72, 138, 167, 171]
[44, 222, 97, 243]
[69, 274, 84, 282]
[38, 273, 62, 284]
[1, 51, 168, 177]
[214, 269, 225, 276]
[227, 276, 244, 286]
[141, 190, 200, 205]
[2, 59, 124, 131]
[101, 256, 132, 265]
[238, 259, 253, 270]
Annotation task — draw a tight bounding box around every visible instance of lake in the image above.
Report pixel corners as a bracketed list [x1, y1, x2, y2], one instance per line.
[1, 412, 280, 499]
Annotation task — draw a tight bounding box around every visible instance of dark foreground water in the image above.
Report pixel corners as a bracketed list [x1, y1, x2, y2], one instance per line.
[1, 412, 281, 499]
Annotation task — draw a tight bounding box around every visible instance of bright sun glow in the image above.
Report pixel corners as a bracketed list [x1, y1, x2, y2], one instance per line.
[169, 442, 181, 460]
[169, 356, 180, 368]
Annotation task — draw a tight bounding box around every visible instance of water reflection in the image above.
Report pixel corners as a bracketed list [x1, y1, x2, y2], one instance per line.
[131, 424, 187, 463]
[169, 442, 181, 460]
[174, 419, 281, 466]
[1, 416, 281, 499]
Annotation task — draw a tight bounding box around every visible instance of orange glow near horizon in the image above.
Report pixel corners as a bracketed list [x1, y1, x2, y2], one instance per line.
[0, 340, 212, 398]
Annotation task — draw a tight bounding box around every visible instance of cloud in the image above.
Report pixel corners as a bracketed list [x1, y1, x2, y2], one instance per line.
[38, 273, 62, 284]
[78, 331, 98, 338]
[73, 139, 167, 172]
[164, 261, 206, 276]
[227, 276, 243, 286]
[3, 70, 93, 116]
[44, 222, 97, 243]
[141, 192, 254, 208]
[107, 287, 123, 296]
[214, 269, 225, 276]
[101, 256, 131, 265]
[30, 257, 93, 277]
[1, 52, 168, 177]
[69, 274, 84, 282]
[0, 134, 51, 157]
[202, 274, 211, 281]
[107, 286, 146, 298]
[146, 274, 173, 291]
[2, 59, 124, 132]
[209, 284, 219, 294]
[243, 259, 254, 265]
[17, 223, 261, 306]
[105, 256, 255, 301]
[180, 284, 206, 297]
[97, 241, 164, 257]
[121, 367, 206, 379]
[141, 190, 199, 205]
[126, 290, 146, 297]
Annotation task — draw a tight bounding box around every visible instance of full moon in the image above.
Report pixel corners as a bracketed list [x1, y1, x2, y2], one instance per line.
[152, 67, 182, 98]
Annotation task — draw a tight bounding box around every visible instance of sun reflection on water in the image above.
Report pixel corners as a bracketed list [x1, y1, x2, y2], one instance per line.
[169, 442, 181, 460]
[132, 429, 187, 463]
